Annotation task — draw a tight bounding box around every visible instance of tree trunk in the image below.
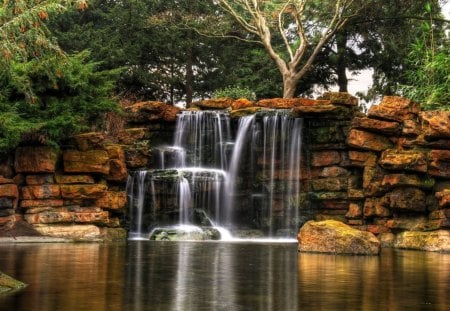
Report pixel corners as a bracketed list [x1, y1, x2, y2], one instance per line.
[283, 75, 298, 98]
[336, 32, 348, 92]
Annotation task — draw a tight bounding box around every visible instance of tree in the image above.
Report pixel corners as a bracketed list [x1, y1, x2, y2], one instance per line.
[215, 0, 362, 98]
[0, 0, 87, 66]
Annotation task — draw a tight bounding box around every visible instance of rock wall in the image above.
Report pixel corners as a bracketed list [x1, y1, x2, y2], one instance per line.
[0, 93, 448, 248]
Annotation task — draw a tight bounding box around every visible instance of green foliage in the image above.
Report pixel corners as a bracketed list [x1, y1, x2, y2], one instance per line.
[400, 3, 449, 110]
[0, 51, 120, 151]
[212, 86, 256, 100]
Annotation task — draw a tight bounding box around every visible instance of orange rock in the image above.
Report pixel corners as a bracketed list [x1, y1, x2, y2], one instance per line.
[161, 104, 180, 122]
[352, 117, 400, 135]
[379, 149, 427, 173]
[55, 174, 95, 184]
[345, 203, 362, 219]
[347, 129, 393, 151]
[311, 177, 348, 191]
[292, 104, 351, 118]
[15, 147, 59, 173]
[26, 174, 54, 185]
[117, 128, 148, 145]
[63, 150, 110, 174]
[363, 198, 390, 218]
[105, 145, 127, 182]
[381, 174, 433, 190]
[421, 111, 450, 139]
[435, 190, 450, 208]
[318, 92, 359, 106]
[20, 199, 64, 208]
[21, 185, 61, 200]
[0, 215, 15, 230]
[72, 132, 106, 151]
[402, 119, 421, 137]
[311, 151, 341, 167]
[387, 187, 426, 212]
[320, 166, 350, 178]
[348, 151, 377, 167]
[0, 176, 13, 184]
[231, 98, 254, 110]
[368, 96, 420, 122]
[60, 184, 107, 199]
[196, 98, 233, 109]
[24, 209, 109, 225]
[96, 191, 127, 210]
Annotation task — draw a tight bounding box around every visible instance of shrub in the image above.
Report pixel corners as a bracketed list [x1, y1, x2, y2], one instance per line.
[212, 86, 256, 101]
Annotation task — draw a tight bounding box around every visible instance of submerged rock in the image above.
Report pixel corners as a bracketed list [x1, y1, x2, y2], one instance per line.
[0, 272, 27, 294]
[149, 226, 221, 241]
[297, 220, 380, 255]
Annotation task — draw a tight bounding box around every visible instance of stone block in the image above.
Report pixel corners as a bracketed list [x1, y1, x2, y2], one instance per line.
[0, 184, 19, 199]
[25, 208, 109, 225]
[95, 191, 127, 210]
[231, 98, 254, 110]
[15, 147, 59, 173]
[72, 132, 106, 151]
[435, 190, 450, 208]
[292, 104, 352, 119]
[196, 98, 233, 109]
[21, 185, 61, 200]
[381, 174, 434, 190]
[421, 111, 450, 139]
[20, 199, 64, 208]
[363, 198, 390, 218]
[55, 174, 95, 184]
[0, 177, 13, 184]
[394, 230, 450, 252]
[348, 151, 377, 167]
[379, 149, 427, 173]
[352, 117, 401, 135]
[347, 129, 393, 151]
[117, 128, 148, 145]
[26, 174, 54, 185]
[428, 150, 450, 178]
[63, 150, 110, 174]
[105, 145, 127, 182]
[311, 151, 341, 167]
[317, 92, 359, 106]
[124, 144, 150, 168]
[60, 184, 108, 199]
[368, 96, 420, 122]
[402, 119, 421, 137]
[0, 198, 13, 209]
[386, 187, 426, 212]
[32, 224, 102, 240]
[345, 203, 362, 219]
[311, 177, 348, 191]
[320, 166, 350, 177]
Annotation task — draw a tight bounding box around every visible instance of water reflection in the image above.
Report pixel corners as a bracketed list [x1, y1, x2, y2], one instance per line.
[0, 242, 448, 311]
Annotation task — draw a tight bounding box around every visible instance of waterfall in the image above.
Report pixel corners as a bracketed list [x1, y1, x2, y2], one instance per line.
[224, 115, 256, 226]
[126, 109, 304, 239]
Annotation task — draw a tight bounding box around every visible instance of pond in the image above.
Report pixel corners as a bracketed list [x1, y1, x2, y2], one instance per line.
[0, 242, 448, 311]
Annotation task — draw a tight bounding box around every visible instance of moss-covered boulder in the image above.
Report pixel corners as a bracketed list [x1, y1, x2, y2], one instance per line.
[394, 230, 450, 252]
[297, 220, 380, 255]
[0, 272, 27, 294]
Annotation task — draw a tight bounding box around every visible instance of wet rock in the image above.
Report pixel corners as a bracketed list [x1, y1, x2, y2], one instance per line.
[231, 98, 254, 110]
[60, 184, 107, 199]
[0, 271, 27, 294]
[229, 107, 261, 118]
[368, 96, 420, 122]
[15, 147, 59, 173]
[25, 174, 54, 185]
[379, 149, 427, 173]
[347, 129, 393, 151]
[21, 185, 61, 200]
[352, 117, 401, 135]
[421, 111, 450, 140]
[297, 220, 380, 255]
[149, 226, 221, 241]
[394, 230, 450, 252]
[124, 143, 150, 169]
[72, 132, 106, 151]
[63, 150, 110, 174]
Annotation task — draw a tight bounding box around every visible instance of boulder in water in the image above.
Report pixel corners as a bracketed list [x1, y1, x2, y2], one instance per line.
[0, 272, 27, 294]
[297, 220, 380, 255]
[394, 230, 450, 252]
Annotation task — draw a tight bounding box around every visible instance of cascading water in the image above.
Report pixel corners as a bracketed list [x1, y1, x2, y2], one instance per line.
[126, 109, 304, 240]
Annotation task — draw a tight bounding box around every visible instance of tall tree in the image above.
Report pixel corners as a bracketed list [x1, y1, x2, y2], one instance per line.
[215, 0, 362, 98]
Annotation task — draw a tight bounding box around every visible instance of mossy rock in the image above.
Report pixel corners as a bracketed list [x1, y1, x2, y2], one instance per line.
[0, 272, 27, 294]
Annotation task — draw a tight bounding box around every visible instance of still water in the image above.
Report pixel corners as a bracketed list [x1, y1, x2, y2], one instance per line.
[0, 241, 448, 311]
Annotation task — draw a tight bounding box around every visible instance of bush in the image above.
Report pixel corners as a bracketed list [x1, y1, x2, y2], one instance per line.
[212, 86, 256, 101]
[0, 50, 121, 151]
